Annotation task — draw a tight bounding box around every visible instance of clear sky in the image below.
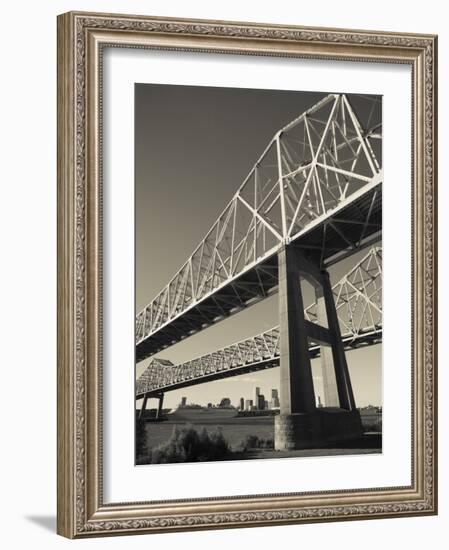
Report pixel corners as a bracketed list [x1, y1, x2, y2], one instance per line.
[135, 84, 382, 410]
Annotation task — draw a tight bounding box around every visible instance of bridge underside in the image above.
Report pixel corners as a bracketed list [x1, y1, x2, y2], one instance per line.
[136, 184, 381, 362]
[136, 329, 381, 400]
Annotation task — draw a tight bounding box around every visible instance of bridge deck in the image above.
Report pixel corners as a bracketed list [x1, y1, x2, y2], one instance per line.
[136, 328, 382, 399]
[136, 184, 381, 361]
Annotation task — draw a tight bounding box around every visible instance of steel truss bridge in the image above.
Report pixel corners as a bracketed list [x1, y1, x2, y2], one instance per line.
[136, 93, 382, 362]
[136, 92, 382, 421]
[136, 246, 382, 398]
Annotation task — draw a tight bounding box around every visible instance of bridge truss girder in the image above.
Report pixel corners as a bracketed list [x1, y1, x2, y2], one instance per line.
[136, 94, 382, 360]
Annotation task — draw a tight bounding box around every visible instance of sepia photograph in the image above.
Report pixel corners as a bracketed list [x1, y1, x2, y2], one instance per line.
[134, 85, 383, 465]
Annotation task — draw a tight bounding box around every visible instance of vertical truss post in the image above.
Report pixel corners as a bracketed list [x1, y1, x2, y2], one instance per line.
[276, 133, 288, 239]
[342, 95, 378, 176]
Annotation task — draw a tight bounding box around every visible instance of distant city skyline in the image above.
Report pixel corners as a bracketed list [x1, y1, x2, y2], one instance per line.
[177, 386, 280, 410]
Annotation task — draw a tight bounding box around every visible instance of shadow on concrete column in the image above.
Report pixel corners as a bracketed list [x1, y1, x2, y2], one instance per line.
[316, 288, 340, 408]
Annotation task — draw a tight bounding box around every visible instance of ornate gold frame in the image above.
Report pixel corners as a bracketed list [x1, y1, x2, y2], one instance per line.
[57, 11, 438, 538]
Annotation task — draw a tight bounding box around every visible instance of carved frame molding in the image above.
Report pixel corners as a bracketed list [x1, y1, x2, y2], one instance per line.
[57, 11, 437, 538]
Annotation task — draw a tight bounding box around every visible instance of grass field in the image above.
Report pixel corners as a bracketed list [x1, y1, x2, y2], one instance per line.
[143, 411, 382, 456]
[144, 414, 274, 450]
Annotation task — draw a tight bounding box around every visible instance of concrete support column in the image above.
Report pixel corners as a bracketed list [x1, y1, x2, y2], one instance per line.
[156, 394, 164, 419]
[275, 248, 362, 450]
[316, 291, 340, 407]
[139, 394, 149, 421]
[278, 245, 316, 415]
[321, 270, 356, 411]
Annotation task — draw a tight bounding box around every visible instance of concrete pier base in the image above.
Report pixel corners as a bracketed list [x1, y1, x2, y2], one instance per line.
[274, 408, 363, 450]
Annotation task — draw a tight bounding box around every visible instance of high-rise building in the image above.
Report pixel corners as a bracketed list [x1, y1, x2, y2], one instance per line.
[181, 396, 187, 407]
[264, 400, 269, 410]
[255, 387, 261, 409]
[270, 389, 280, 409]
[239, 397, 244, 411]
[245, 399, 253, 411]
[257, 394, 265, 410]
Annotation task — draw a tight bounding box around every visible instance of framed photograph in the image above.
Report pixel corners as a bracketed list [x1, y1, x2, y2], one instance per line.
[57, 11, 438, 538]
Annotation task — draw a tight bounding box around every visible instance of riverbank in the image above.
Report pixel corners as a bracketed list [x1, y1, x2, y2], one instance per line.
[139, 410, 381, 464]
